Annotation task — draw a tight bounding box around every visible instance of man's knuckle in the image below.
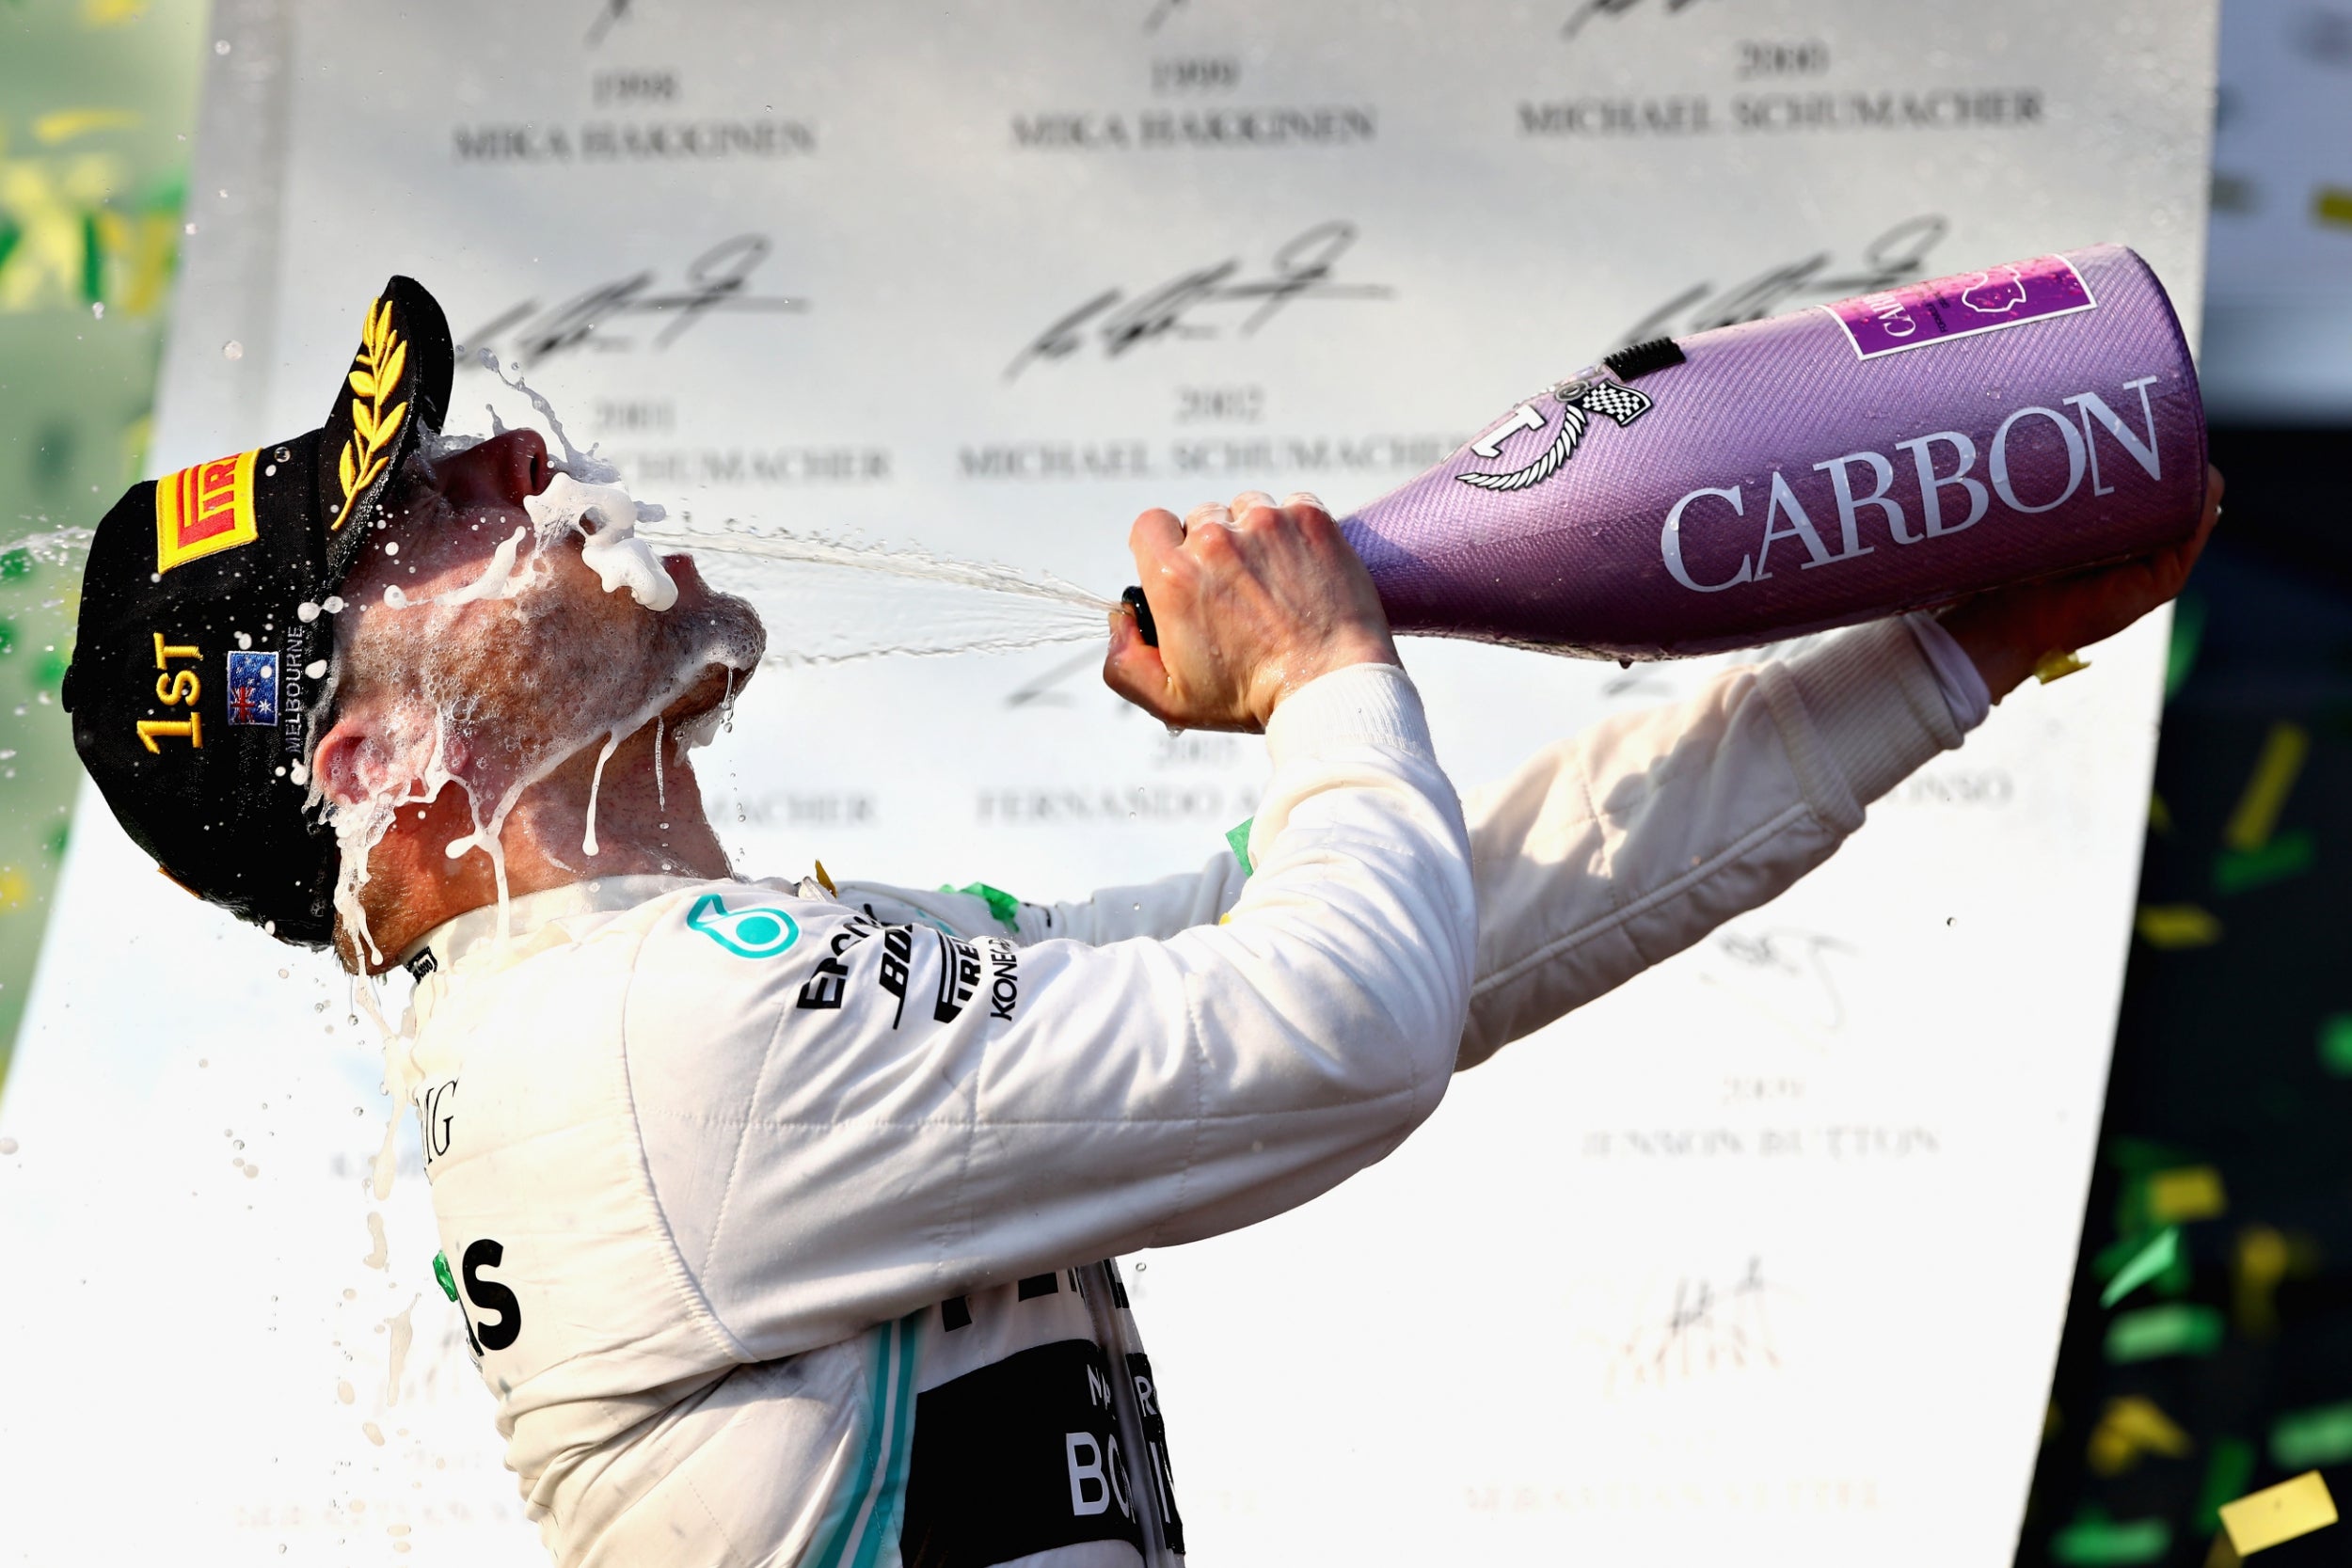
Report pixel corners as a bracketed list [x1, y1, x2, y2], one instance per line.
[1191, 523, 1237, 559]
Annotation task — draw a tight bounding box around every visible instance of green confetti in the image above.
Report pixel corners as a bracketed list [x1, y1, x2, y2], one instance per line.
[2111, 1136, 2198, 1175]
[80, 211, 103, 307]
[2165, 592, 2205, 702]
[2106, 1304, 2225, 1363]
[0, 219, 20, 279]
[2101, 1227, 2183, 1308]
[2215, 830, 2315, 895]
[0, 549, 30, 581]
[939, 881, 1021, 931]
[2195, 1436, 2256, 1532]
[1225, 816, 1254, 876]
[2051, 1510, 2172, 1566]
[2271, 1402, 2352, 1470]
[2321, 1016, 2352, 1077]
[432, 1251, 458, 1302]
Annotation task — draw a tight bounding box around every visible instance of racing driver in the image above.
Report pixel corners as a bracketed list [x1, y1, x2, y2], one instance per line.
[65, 277, 2217, 1567]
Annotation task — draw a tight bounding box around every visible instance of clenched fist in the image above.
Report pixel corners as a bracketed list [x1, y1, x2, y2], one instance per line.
[1104, 490, 1397, 732]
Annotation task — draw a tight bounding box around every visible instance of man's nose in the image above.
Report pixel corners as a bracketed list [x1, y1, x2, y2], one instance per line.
[431, 428, 553, 513]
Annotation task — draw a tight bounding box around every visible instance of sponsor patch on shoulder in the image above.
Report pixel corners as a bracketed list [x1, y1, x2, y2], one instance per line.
[687, 893, 801, 958]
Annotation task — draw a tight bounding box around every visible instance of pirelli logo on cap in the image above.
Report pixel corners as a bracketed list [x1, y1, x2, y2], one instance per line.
[153, 449, 260, 575]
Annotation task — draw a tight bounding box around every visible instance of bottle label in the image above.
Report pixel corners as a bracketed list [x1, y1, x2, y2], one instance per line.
[1823, 254, 2096, 359]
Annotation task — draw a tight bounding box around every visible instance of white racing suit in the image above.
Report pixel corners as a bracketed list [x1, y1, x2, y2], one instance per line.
[400, 620, 1972, 1567]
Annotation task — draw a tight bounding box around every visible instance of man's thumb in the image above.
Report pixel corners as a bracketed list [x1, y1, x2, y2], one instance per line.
[1102, 605, 1173, 721]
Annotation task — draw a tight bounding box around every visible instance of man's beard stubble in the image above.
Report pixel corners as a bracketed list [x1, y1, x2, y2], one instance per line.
[327, 546, 767, 964]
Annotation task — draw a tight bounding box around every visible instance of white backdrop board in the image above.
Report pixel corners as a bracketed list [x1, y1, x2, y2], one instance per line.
[0, 2, 2218, 1563]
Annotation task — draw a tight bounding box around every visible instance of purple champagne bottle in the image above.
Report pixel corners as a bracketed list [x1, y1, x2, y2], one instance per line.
[1295, 246, 2206, 660]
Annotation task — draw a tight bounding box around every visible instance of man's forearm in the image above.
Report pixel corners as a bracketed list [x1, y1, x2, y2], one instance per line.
[1455, 617, 1968, 1067]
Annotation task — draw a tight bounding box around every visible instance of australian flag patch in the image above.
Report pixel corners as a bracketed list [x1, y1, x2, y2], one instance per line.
[225, 650, 279, 726]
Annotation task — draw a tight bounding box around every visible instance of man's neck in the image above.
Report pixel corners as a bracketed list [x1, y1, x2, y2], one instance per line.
[355, 724, 730, 971]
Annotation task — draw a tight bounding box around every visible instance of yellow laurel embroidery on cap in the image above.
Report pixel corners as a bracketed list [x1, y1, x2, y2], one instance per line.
[329, 295, 409, 531]
[152, 448, 260, 574]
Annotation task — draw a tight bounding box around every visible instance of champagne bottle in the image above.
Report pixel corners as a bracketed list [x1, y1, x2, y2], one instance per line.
[1129, 245, 2205, 659]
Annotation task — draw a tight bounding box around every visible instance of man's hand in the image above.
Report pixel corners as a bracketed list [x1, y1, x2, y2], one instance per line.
[1105, 490, 1398, 732]
[1941, 463, 2224, 703]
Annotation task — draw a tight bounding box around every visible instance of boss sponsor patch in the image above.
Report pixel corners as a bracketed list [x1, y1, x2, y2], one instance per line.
[899, 1338, 1145, 1568]
[1124, 1351, 1186, 1557]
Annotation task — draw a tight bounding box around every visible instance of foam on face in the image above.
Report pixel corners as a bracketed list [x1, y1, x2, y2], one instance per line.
[320, 370, 762, 1218]
[525, 474, 679, 612]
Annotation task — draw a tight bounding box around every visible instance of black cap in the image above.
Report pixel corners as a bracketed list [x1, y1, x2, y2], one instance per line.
[63, 277, 454, 947]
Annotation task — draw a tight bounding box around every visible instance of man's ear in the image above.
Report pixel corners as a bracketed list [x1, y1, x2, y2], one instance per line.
[312, 705, 473, 809]
[310, 718, 393, 809]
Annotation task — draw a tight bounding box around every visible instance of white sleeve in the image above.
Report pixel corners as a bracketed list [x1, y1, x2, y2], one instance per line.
[1455, 616, 1967, 1067]
[630, 663, 1475, 1361]
[846, 619, 1976, 1075]
[1904, 610, 1993, 728]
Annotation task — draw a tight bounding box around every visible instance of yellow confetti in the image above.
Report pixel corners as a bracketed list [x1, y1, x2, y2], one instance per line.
[2089, 1395, 2195, 1475]
[2318, 187, 2352, 230]
[2220, 1470, 2337, 1555]
[2224, 722, 2308, 852]
[2151, 793, 2174, 834]
[2236, 1227, 2290, 1338]
[0, 866, 29, 912]
[31, 109, 141, 146]
[2137, 905, 2223, 949]
[2035, 649, 2090, 684]
[811, 860, 837, 895]
[2149, 1165, 2228, 1225]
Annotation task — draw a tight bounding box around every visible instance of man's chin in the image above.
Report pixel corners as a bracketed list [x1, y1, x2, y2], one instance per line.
[660, 654, 756, 732]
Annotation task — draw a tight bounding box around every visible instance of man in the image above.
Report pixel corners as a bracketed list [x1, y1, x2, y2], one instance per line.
[68, 279, 2215, 1567]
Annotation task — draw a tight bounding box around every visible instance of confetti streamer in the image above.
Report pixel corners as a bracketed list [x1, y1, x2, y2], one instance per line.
[2088, 1396, 2194, 1475]
[2271, 1403, 2352, 1471]
[2223, 723, 2309, 853]
[2147, 1165, 2228, 1225]
[2106, 1304, 2225, 1363]
[2101, 1227, 2183, 1308]
[2137, 905, 2224, 949]
[2219, 1471, 2337, 1556]
[2319, 1016, 2352, 1077]
[2215, 831, 2315, 896]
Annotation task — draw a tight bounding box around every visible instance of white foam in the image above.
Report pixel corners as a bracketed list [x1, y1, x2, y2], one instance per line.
[580, 729, 624, 857]
[432, 525, 531, 607]
[526, 474, 678, 611]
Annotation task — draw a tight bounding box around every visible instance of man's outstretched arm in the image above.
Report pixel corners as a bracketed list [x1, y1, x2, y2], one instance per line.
[863, 617, 1963, 1065]
[865, 468, 2220, 1067]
